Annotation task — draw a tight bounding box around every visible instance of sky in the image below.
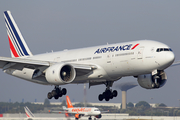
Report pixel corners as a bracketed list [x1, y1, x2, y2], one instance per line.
[0, 1, 180, 107]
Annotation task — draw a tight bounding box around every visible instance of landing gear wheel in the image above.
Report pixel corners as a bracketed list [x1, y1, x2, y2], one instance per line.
[113, 90, 117, 97]
[62, 88, 67, 95]
[105, 97, 109, 101]
[98, 94, 103, 101]
[54, 95, 59, 99]
[109, 94, 113, 99]
[47, 86, 67, 100]
[51, 90, 57, 97]
[98, 81, 118, 101]
[106, 90, 111, 96]
[59, 93, 62, 97]
[47, 92, 52, 99]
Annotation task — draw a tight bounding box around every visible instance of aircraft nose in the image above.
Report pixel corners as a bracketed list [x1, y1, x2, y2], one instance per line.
[166, 52, 175, 65]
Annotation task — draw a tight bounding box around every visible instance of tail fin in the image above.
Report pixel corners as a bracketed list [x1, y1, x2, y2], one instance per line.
[62, 106, 67, 110]
[4, 11, 33, 58]
[24, 106, 35, 118]
[66, 96, 73, 108]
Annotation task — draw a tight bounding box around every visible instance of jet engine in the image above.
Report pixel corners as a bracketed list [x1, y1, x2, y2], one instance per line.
[137, 70, 167, 89]
[75, 114, 81, 119]
[95, 114, 102, 118]
[45, 63, 76, 85]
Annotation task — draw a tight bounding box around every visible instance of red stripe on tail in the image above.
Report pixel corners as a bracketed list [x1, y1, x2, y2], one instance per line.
[8, 36, 19, 57]
[26, 113, 30, 118]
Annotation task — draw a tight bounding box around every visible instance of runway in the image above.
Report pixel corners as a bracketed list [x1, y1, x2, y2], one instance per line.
[0, 113, 180, 120]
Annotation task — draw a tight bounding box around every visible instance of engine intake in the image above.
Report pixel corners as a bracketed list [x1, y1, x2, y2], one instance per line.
[137, 70, 167, 89]
[45, 63, 76, 85]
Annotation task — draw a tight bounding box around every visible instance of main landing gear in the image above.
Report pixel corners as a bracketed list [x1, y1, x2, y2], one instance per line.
[98, 81, 118, 101]
[88, 116, 92, 120]
[47, 86, 67, 99]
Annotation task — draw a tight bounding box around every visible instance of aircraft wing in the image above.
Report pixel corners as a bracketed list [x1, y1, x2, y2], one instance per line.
[101, 110, 109, 113]
[48, 110, 65, 114]
[0, 56, 95, 76]
[0, 56, 50, 70]
[171, 61, 180, 67]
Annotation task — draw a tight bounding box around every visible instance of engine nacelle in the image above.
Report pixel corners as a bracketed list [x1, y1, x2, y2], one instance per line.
[75, 114, 81, 119]
[45, 63, 76, 85]
[137, 70, 167, 89]
[95, 114, 102, 118]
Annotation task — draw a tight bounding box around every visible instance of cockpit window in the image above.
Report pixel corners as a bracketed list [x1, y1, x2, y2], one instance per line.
[164, 48, 169, 51]
[156, 48, 172, 52]
[160, 48, 163, 52]
[169, 48, 173, 51]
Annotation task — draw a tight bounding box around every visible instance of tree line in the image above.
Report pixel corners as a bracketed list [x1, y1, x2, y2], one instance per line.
[0, 99, 180, 116]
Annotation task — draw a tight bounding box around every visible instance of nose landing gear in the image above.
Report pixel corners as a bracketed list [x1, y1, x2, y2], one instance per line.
[47, 86, 67, 99]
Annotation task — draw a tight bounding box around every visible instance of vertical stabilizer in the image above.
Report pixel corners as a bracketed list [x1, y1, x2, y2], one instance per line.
[66, 96, 74, 108]
[4, 11, 33, 58]
[24, 106, 35, 118]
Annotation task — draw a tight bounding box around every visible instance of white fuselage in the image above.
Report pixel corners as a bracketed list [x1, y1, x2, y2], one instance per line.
[6, 40, 175, 85]
[66, 107, 101, 116]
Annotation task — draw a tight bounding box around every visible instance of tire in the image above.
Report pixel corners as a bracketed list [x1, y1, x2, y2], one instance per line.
[109, 93, 113, 99]
[54, 95, 59, 99]
[102, 92, 106, 98]
[98, 94, 103, 101]
[62, 88, 67, 95]
[47, 92, 52, 99]
[51, 90, 57, 97]
[106, 90, 111, 97]
[59, 93, 62, 97]
[105, 97, 109, 101]
[113, 90, 118, 97]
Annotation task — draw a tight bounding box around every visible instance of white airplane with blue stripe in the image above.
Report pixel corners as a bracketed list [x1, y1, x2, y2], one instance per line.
[24, 106, 59, 120]
[1, 11, 178, 101]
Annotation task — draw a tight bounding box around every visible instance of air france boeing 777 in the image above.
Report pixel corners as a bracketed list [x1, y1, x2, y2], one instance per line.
[2, 11, 177, 101]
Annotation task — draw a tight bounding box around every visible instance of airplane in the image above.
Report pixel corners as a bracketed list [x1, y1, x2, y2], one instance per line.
[2, 10, 177, 101]
[49, 96, 102, 120]
[24, 106, 63, 120]
[24, 106, 35, 119]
